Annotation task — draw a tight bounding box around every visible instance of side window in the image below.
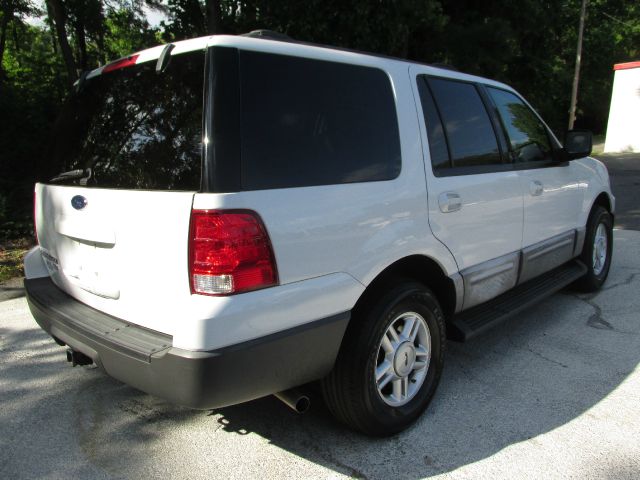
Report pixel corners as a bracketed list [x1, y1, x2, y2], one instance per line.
[239, 51, 401, 190]
[426, 77, 502, 169]
[417, 77, 450, 171]
[487, 87, 552, 163]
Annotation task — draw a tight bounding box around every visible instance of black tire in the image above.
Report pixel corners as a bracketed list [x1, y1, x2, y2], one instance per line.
[574, 205, 613, 292]
[321, 282, 445, 436]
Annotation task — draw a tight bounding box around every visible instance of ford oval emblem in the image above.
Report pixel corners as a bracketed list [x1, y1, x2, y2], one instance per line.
[71, 195, 88, 210]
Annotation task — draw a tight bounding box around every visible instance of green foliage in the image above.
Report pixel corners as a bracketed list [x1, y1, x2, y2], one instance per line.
[103, 7, 158, 59]
[0, 0, 638, 244]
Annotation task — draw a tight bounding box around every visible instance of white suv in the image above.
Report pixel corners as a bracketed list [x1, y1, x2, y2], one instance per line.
[25, 32, 614, 436]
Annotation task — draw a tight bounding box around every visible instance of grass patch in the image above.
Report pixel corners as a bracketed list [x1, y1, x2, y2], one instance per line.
[0, 238, 33, 282]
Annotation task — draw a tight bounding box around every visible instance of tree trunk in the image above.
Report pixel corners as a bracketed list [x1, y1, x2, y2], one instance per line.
[0, 9, 12, 76]
[46, 0, 78, 89]
[44, 1, 58, 54]
[75, 20, 87, 70]
[206, 0, 221, 34]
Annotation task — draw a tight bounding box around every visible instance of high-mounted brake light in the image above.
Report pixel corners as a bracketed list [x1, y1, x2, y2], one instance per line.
[102, 54, 140, 74]
[189, 210, 278, 295]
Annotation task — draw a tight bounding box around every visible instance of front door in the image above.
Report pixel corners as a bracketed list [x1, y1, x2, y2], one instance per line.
[485, 86, 584, 282]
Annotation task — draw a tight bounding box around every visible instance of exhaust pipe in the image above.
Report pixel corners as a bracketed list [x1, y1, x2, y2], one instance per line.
[66, 348, 93, 367]
[274, 388, 311, 414]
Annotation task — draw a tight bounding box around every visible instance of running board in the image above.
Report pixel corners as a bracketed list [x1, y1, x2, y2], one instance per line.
[451, 259, 587, 341]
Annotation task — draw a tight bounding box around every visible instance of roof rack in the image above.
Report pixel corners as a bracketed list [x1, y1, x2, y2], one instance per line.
[241, 30, 460, 74]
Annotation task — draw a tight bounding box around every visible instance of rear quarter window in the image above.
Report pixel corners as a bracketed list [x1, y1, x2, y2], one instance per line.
[238, 51, 401, 190]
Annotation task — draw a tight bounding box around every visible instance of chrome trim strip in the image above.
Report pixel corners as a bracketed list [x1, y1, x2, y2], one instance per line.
[519, 230, 576, 284]
[574, 226, 587, 257]
[449, 272, 464, 314]
[460, 252, 519, 310]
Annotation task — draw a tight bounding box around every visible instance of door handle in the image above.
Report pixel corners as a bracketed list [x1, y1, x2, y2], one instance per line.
[438, 192, 462, 213]
[530, 180, 544, 196]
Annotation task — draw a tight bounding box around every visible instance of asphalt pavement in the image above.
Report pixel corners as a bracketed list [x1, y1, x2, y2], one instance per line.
[597, 153, 640, 230]
[1, 154, 639, 479]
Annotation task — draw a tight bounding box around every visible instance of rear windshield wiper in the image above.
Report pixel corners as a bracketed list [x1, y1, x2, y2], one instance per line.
[49, 168, 91, 184]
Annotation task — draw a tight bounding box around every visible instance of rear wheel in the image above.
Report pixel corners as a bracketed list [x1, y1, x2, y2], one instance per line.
[322, 282, 445, 436]
[575, 205, 613, 292]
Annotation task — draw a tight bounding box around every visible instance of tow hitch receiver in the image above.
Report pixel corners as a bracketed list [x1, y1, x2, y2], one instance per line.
[66, 348, 93, 367]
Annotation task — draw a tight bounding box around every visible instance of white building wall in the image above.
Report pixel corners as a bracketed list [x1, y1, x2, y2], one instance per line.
[604, 63, 640, 153]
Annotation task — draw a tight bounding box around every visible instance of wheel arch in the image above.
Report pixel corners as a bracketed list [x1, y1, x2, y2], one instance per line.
[352, 255, 458, 323]
[592, 191, 613, 216]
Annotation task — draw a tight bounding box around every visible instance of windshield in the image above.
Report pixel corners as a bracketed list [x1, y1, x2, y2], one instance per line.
[45, 50, 205, 190]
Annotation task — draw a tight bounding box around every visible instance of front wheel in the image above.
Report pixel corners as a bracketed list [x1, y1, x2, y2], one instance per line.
[322, 282, 445, 436]
[575, 205, 613, 292]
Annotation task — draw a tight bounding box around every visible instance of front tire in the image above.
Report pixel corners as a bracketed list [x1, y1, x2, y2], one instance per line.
[322, 282, 445, 436]
[575, 205, 613, 292]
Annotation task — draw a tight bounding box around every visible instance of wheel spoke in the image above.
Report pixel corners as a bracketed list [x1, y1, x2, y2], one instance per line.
[392, 376, 409, 401]
[400, 316, 416, 341]
[378, 371, 395, 390]
[413, 359, 428, 371]
[387, 326, 400, 344]
[415, 345, 429, 358]
[381, 334, 394, 354]
[376, 360, 392, 381]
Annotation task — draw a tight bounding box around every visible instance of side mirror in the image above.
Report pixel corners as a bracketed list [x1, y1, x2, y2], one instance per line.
[564, 130, 592, 160]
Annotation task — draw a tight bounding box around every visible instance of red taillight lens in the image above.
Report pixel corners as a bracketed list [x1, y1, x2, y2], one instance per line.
[189, 210, 278, 295]
[33, 189, 38, 244]
[102, 54, 140, 74]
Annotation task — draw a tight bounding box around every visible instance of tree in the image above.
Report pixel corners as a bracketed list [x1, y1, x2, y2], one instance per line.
[0, 0, 38, 76]
[46, 0, 78, 87]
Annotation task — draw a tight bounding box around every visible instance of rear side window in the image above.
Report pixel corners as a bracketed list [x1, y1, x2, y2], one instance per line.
[487, 87, 553, 163]
[239, 51, 401, 190]
[46, 51, 205, 190]
[417, 77, 450, 171]
[423, 77, 502, 170]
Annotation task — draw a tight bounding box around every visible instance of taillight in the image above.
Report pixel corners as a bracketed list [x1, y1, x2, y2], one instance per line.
[33, 189, 38, 244]
[189, 210, 278, 295]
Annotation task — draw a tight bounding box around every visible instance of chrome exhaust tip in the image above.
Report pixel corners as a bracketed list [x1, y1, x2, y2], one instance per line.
[274, 388, 311, 414]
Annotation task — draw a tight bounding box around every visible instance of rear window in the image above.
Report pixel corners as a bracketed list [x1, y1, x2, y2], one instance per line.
[46, 51, 205, 190]
[239, 51, 401, 190]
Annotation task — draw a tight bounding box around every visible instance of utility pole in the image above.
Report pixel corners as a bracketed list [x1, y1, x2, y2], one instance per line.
[568, 0, 588, 130]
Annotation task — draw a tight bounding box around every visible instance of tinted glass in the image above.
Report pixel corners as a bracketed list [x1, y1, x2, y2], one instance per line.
[46, 51, 205, 190]
[239, 51, 401, 190]
[488, 87, 552, 163]
[417, 77, 451, 171]
[428, 78, 501, 168]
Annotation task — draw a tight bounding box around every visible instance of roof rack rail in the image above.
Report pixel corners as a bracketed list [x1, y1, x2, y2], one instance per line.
[242, 30, 292, 41]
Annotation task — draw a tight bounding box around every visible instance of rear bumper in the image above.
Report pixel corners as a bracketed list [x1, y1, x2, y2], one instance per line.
[25, 276, 349, 409]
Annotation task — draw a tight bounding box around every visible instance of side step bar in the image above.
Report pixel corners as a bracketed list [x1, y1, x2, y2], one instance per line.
[451, 259, 588, 341]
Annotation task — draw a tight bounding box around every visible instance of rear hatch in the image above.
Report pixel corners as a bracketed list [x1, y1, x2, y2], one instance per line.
[35, 47, 205, 335]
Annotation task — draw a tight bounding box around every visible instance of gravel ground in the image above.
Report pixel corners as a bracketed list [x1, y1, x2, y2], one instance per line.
[1, 229, 639, 480]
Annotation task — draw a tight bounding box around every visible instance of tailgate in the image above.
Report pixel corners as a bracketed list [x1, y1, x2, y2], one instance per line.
[35, 184, 195, 335]
[34, 47, 207, 335]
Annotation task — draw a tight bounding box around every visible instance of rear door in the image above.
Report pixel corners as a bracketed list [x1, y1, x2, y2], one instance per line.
[413, 72, 523, 309]
[35, 49, 206, 335]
